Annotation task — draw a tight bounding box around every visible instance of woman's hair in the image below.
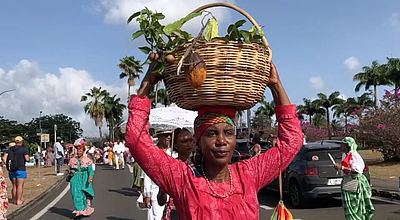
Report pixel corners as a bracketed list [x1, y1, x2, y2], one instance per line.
[173, 128, 191, 145]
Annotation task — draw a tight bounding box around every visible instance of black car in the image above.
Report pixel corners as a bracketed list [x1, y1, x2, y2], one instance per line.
[231, 139, 251, 163]
[265, 140, 371, 208]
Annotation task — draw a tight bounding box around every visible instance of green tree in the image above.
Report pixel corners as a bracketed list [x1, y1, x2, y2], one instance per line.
[104, 94, 126, 142]
[118, 56, 143, 101]
[297, 98, 325, 124]
[353, 60, 393, 107]
[332, 97, 358, 133]
[313, 91, 344, 139]
[156, 89, 171, 107]
[385, 57, 400, 89]
[24, 114, 83, 144]
[81, 87, 108, 146]
[311, 113, 326, 128]
[252, 97, 275, 129]
[0, 116, 25, 145]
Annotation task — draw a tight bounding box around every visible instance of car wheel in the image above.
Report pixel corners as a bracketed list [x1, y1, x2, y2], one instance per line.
[289, 180, 303, 208]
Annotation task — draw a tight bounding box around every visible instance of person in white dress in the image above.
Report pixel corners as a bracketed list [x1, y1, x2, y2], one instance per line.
[142, 130, 174, 220]
[113, 140, 125, 170]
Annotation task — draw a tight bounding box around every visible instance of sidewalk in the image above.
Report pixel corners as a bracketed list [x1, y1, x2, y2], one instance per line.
[371, 178, 400, 200]
[4, 165, 66, 215]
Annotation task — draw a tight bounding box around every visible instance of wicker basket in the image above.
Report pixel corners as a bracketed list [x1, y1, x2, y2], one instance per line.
[163, 2, 272, 111]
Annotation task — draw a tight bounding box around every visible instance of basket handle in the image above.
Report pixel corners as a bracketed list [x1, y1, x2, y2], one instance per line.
[188, 2, 272, 62]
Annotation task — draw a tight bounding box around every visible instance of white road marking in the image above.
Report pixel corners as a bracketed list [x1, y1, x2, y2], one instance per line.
[371, 196, 400, 205]
[30, 184, 71, 220]
[259, 205, 273, 210]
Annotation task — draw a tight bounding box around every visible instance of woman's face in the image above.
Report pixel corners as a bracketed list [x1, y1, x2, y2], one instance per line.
[77, 147, 84, 157]
[341, 143, 349, 153]
[199, 123, 236, 167]
[158, 134, 171, 148]
[176, 130, 194, 155]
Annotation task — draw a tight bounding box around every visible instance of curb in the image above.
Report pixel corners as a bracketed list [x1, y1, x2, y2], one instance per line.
[8, 174, 68, 220]
[372, 188, 400, 200]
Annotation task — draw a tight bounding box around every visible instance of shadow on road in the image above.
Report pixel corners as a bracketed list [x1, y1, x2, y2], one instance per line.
[48, 207, 74, 218]
[106, 217, 138, 220]
[108, 187, 140, 197]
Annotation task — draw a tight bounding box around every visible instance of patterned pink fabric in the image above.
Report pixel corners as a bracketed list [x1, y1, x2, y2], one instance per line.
[126, 95, 303, 220]
[73, 199, 94, 216]
[0, 167, 8, 220]
[69, 156, 93, 169]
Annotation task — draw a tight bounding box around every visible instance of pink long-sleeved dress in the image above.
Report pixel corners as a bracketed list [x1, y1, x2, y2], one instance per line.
[126, 95, 303, 220]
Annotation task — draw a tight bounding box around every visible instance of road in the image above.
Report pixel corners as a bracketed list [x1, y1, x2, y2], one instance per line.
[27, 165, 400, 220]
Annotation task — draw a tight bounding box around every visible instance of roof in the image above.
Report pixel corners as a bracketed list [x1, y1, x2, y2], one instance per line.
[304, 141, 341, 150]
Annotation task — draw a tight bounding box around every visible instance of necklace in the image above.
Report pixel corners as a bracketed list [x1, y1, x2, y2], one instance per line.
[202, 167, 233, 198]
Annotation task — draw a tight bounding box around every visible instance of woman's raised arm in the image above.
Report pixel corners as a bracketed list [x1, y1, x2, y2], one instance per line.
[125, 63, 185, 199]
[239, 62, 303, 190]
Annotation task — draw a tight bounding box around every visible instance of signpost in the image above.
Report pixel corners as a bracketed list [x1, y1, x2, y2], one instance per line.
[40, 134, 50, 143]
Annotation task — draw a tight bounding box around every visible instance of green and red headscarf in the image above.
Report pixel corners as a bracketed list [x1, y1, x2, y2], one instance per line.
[194, 106, 236, 141]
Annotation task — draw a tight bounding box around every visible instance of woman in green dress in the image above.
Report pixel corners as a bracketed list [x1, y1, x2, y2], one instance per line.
[69, 138, 95, 217]
[334, 137, 374, 220]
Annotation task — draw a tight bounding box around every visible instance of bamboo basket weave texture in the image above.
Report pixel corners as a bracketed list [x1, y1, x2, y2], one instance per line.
[163, 3, 272, 111]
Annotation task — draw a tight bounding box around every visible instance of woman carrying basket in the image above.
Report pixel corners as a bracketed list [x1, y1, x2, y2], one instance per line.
[126, 61, 303, 219]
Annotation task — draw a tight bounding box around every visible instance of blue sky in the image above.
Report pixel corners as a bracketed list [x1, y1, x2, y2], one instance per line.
[1, 0, 399, 136]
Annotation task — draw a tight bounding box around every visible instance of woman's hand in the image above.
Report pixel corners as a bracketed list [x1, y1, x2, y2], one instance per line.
[144, 197, 152, 208]
[71, 170, 76, 174]
[334, 163, 342, 170]
[137, 61, 164, 97]
[267, 62, 281, 88]
[88, 177, 93, 183]
[267, 62, 290, 106]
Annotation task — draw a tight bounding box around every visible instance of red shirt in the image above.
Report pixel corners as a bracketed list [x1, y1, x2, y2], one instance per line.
[126, 95, 303, 220]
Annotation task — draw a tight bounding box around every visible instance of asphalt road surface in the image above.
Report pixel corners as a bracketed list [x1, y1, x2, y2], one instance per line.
[29, 165, 400, 220]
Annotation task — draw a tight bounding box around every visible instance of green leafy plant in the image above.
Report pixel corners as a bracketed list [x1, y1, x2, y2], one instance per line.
[128, 9, 201, 74]
[128, 9, 265, 74]
[211, 19, 264, 44]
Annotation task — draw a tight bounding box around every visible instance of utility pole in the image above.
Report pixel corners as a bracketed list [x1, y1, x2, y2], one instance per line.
[54, 124, 57, 173]
[39, 111, 42, 177]
[247, 109, 251, 140]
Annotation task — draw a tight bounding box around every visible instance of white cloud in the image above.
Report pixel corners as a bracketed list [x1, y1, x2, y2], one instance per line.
[344, 56, 361, 73]
[0, 59, 131, 137]
[309, 76, 325, 90]
[98, 0, 234, 32]
[387, 13, 400, 29]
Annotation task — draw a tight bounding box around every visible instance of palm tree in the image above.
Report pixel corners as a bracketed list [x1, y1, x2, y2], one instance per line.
[255, 97, 275, 129]
[332, 97, 357, 134]
[118, 56, 143, 101]
[385, 57, 400, 89]
[81, 87, 108, 146]
[157, 89, 171, 107]
[104, 94, 126, 142]
[355, 92, 374, 109]
[297, 98, 325, 124]
[313, 91, 344, 139]
[353, 60, 393, 107]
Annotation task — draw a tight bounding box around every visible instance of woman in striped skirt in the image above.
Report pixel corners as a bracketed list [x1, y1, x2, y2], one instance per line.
[335, 137, 375, 220]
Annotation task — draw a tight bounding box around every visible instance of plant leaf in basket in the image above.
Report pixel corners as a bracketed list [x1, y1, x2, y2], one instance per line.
[239, 30, 251, 43]
[185, 52, 207, 88]
[163, 12, 203, 35]
[205, 17, 219, 41]
[139, 46, 152, 54]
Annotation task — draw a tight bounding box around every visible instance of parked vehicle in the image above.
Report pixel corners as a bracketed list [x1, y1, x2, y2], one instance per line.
[265, 140, 371, 208]
[231, 139, 251, 163]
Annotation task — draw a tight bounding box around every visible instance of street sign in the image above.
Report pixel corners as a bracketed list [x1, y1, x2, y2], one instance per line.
[41, 134, 50, 143]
